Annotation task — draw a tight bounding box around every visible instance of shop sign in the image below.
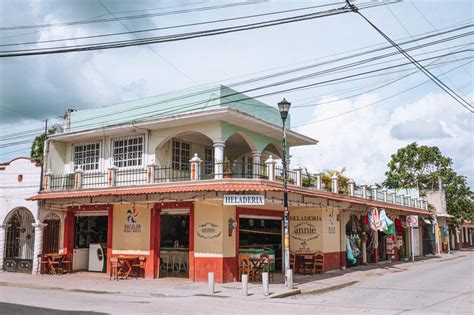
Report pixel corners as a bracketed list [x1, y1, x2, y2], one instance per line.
[406, 215, 418, 228]
[223, 195, 265, 206]
[197, 222, 221, 239]
[327, 211, 336, 234]
[124, 206, 141, 233]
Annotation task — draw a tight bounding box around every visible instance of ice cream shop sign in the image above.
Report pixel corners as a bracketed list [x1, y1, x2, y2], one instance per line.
[124, 206, 141, 232]
[223, 195, 265, 206]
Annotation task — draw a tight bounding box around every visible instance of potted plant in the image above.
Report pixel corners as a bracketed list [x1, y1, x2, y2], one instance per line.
[223, 157, 233, 178]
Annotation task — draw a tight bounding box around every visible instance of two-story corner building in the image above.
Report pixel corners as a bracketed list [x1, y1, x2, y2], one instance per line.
[0, 157, 42, 273]
[30, 85, 432, 282]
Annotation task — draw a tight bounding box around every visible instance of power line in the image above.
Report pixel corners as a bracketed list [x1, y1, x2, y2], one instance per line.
[348, 2, 473, 113]
[0, 1, 268, 31]
[0, 2, 386, 57]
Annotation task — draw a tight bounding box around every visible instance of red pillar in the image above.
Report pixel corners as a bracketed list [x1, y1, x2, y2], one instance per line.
[63, 208, 74, 255]
[106, 206, 113, 274]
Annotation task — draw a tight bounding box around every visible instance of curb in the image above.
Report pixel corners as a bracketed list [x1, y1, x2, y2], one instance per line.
[269, 288, 302, 299]
[300, 280, 359, 295]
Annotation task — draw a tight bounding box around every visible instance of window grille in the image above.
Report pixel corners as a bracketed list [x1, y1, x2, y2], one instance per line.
[204, 146, 214, 175]
[73, 142, 100, 171]
[172, 139, 190, 171]
[113, 135, 144, 168]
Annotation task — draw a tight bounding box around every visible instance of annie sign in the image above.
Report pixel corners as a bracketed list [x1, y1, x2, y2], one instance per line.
[223, 195, 265, 206]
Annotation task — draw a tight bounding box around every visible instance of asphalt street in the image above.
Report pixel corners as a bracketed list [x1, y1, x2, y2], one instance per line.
[0, 252, 472, 314]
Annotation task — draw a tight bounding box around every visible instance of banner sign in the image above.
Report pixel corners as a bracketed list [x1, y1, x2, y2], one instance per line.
[406, 215, 419, 228]
[223, 195, 265, 206]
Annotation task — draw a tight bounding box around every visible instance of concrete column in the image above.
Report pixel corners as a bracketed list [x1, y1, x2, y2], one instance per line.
[391, 193, 397, 205]
[371, 185, 378, 201]
[251, 151, 262, 179]
[399, 195, 405, 206]
[348, 179, 355, 196]
[108, 166, 117, 187]
[382, 188, 388, 202]
[147, 163, 156, 184]
[74, 168, 83, 190]
[0, 225, 6, 271]
[361, 184, 367, 199]
[315, 172, 322, 190]
[331, 174, 339, 193]
[31, 221, 47, 275]
[294, 167, 303, 186]
[265, 155, 276, 181]
[189, 153, 202, 181]
[43, 170, 53, 191]
[213, 141, 225, 179]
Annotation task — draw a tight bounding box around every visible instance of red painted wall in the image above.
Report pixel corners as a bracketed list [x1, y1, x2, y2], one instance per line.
[324, 251, 345, 272]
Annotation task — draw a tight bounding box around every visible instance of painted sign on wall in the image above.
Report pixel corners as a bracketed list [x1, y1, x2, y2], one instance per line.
[124, 206, 141, 232]
[290, 212, 322, 253]
[223, 195, 265, 206]
[197, 222, 221, 239]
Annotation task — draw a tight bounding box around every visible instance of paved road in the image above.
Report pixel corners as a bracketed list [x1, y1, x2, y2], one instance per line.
[0, 252, 472, 314]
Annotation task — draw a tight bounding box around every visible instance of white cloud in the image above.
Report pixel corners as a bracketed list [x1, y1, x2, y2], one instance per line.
[291, 92, 474, 188]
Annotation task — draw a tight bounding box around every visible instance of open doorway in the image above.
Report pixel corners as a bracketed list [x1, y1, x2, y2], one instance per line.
[73, 214, 108, 272]
[160, 210, 190, 278]
[238, 216, 282, 273]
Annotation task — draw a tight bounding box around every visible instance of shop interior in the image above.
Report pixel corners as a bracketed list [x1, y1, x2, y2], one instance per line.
[73, 215, 108, 272]
[238, 217, 282, 272]
[159, 212, 190, 277]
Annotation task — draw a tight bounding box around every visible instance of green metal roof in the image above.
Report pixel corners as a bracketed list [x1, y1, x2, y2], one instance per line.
[69, 85, 286, 132]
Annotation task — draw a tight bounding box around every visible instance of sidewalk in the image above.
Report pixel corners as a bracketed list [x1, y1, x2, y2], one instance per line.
[0, 252, 463, 300]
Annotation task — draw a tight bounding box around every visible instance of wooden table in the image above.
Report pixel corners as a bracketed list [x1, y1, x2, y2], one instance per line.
[117, 256, 139, 279]
[43, 253, 67, 275]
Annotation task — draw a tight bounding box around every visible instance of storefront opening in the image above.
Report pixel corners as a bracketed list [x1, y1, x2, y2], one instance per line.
[160, 213, 190, 278]
[73, 215, 108, 272]
[238, 217, 282, 272]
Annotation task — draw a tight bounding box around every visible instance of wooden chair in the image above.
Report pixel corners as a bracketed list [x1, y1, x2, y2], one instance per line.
[260, 254, 274, 283]
[314, 251, 324, 274]
[109, 257, 120, 281]
[302, 254, 316, 275]
[36, 254, 49, 275]
[238, 254, 254, 282]
[132, 256, 146, 278]
[60, 254, 72, 274]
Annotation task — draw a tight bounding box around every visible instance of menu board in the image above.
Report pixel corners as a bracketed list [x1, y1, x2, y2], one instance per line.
[74, 216, 107, 249]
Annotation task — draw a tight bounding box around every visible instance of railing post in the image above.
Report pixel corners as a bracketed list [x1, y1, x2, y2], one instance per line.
[411, 197, 417, 208]
[371, 185, 377, 201]
[361, 184, 367, 199]
[190, 153, 202, 181]
[147, 163, 156, 184]
[295, 167, 302, 186]
[391, 192, 397, 204]
[348, 179, 355, 196]
[265, 155, 276, 181]
[74, 168, 83, 190]
[315, 172, 322, 190]
[399, 195, 405, 206]
[382, 188, 388, 202]
[331, 174, 339, 193]
[43, 169, 52, 191]
[108, 166, 117, 187]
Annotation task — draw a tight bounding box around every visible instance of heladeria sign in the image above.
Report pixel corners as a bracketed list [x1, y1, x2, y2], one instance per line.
[223, 195, 265, 206]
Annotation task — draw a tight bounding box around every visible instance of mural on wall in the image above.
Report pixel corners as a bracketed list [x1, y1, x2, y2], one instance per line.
[196, 222, 221, 239]
[289, 213, 322, 253]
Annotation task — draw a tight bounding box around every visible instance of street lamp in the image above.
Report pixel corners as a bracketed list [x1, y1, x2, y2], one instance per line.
[278, 98, 291, 285]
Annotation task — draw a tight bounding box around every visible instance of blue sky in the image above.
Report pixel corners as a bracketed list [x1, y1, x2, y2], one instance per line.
[0, 0, 472, 188]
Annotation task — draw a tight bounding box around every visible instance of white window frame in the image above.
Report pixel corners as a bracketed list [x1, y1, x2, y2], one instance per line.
[111, 135, 145, 169]
[72, 141, 102, 172]
[172, 139, 190, 171]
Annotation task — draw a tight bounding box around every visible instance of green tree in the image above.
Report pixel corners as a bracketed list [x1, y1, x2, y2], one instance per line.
[384, 142, 473, 224]
[30, 124, 63, 162]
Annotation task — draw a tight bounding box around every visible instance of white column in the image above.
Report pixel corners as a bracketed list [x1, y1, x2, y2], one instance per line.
[382, 188, 388, 202]
[251, 151, 262, 179]
[44, 169, 53, 191]
[32, 221, 47, 275]
[315, 172, 322, 190]
[0, 225, 6, 271]
[213, 141, 225, 180]
[295, 167, 303, 186]
[399, 195, 405, 206]
[348, 179, 355, 196]
[265, 155, 276, 181]
[391, 193, 397, 205]
[371, 185, 378, 201]
[361, 184, 367, 199]
[331, 174, 339, 193]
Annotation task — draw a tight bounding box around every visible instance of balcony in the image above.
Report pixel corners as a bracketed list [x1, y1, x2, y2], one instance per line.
[42, 156, 427, 211]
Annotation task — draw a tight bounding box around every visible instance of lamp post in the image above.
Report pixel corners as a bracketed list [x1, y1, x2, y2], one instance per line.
[278, 98, 291, 285]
